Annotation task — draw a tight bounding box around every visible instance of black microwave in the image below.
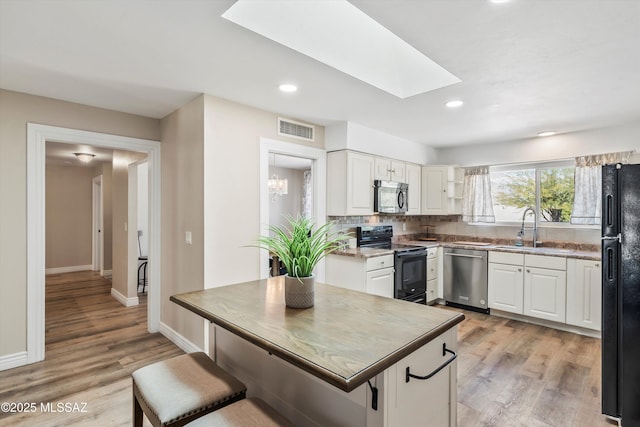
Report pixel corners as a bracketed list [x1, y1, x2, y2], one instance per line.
[373, 180, 408, 214]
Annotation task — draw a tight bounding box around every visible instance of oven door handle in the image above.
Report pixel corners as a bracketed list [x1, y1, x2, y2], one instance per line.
[444, 253, 484, 259]
[395, 251, 427, 258]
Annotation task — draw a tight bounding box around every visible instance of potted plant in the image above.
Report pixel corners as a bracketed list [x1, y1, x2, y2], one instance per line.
[256, 215, 349, 308]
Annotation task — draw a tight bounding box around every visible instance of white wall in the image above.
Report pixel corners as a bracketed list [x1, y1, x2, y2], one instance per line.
[137, 161, 149, 257]
[326, 121, 436, 164]
[435, 119, 640, 166]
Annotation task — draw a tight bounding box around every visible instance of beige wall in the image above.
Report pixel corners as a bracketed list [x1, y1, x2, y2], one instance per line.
[203, 95, 325, 290]
[111, 150, 146, 298]
[160, 95, 206, 348]
[45, 164, 94, 269]
[0, 89, 159, 358]
[93, 162, 113, 270]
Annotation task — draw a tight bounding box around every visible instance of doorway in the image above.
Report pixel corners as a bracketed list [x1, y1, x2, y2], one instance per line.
[26, 123, 161, 365]
[259, 138, 327, 281]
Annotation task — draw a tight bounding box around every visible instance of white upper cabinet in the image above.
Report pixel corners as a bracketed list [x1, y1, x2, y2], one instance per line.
[374, 157, 406, 182]
[405, 163, 422, 215]
[421, 166, 448, 214]
[327, 150, 374, 216]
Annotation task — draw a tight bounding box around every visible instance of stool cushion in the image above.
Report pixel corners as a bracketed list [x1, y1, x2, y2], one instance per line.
[184, 398, 293, 427]
[132, 352, 246, 426]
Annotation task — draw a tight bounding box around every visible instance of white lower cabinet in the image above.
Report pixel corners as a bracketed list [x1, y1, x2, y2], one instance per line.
[489, 252, 568, 323]
[488, 262, 524, 314]
[566, 259, 602, 331]
[426, 247, 439, 303]
[366, 267, 395, 298]
[326, 253, 394, 298]
[488, 252, 525, 314]
[379, 327, 457, 427]
[524, 265, 567, 323]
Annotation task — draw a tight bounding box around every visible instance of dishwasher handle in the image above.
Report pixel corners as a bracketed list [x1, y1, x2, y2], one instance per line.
[444, 252, 484, 259]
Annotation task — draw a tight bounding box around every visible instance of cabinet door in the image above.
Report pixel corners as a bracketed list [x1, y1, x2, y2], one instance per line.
[566, 259, 601, 331]
[488, 262, 524, 314]
[373, 157, 391, 181]
[421, 167, 447, 215]
[384, 328, 456, 427]
[390, 160, 406, 182]
[366, 267, 394, 298]
[427, 278, 438, 303]
[346, 152, 374, 215]
[524, 267, 566, 322]
[406, 163, 422, 215]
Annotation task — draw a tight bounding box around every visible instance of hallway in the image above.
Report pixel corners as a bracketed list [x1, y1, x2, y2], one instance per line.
[0, 271, 182, 426]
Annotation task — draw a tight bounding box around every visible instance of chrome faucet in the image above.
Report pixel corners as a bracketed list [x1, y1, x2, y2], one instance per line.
[520, 207, 539, 248]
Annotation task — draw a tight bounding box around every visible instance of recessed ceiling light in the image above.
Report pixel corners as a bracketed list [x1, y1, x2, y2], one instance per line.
[279, 84, 298, 93]
[445, 100, 464, 108]
[490, 0, 511, 3]
[222, 0, 460, 98]
[538, 131, 556, 137]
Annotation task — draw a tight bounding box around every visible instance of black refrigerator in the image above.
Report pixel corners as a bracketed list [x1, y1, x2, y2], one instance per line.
[602, 163, 640, 426]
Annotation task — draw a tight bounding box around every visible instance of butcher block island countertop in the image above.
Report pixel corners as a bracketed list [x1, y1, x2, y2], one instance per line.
[170, 276, 464, 393]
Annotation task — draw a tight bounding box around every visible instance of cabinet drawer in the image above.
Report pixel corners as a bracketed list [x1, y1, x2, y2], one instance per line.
[427, 278, 438, 302]
[427, 247, 438, 259]
[489, 251, 524, 265]
[525, 254, 566, 270]
[365, 254, 394, 271]
[427, 258, 437, 280]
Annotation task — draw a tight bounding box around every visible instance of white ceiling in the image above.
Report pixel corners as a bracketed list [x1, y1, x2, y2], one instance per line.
[1, 0, 639, 148]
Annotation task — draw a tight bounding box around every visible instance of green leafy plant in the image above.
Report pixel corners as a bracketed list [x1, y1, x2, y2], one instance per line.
[255, 215, 349, 279]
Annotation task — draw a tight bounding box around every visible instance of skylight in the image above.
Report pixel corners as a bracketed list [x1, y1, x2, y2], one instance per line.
[221, 0, 461, 99]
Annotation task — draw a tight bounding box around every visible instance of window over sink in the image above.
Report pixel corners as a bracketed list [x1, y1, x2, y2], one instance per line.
[490, 161, 575, 225]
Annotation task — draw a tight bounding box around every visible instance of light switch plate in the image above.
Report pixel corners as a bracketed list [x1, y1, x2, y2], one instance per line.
[185, 231, 192, 245]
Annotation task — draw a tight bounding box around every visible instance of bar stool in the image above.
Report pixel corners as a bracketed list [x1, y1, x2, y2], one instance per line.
[137, 256, 148, 293]
[184, 398, 294, 427]
[132, 352, 247, 427]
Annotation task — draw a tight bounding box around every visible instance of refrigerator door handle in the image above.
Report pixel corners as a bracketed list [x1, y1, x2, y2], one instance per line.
[601, 233, 622, 243]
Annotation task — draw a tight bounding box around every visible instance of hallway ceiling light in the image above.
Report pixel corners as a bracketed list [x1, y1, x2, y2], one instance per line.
[222, 0, 460, 98]
[74, 152, 95, 163]
[268, 153, 288, 198]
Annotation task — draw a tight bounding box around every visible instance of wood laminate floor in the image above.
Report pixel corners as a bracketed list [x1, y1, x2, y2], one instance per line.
[0, 273, 616, 426]
[0, 271, 183, 427]
[449, 307, 617, 427]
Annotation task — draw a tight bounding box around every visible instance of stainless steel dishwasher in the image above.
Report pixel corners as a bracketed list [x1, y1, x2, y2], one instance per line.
[444, 248, 489, 313]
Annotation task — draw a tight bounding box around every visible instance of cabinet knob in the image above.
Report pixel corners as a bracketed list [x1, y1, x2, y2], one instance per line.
[526, 269, 531, 273]
[518, 268, 522, 272]
[595, 263, 600, 267]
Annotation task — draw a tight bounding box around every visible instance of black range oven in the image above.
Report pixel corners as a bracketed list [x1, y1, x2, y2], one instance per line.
[357, 225, 428, 304]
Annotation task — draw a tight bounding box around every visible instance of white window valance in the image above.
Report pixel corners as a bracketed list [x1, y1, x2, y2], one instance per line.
[462, 166, 495, 223]
[571, 151, 634, 225]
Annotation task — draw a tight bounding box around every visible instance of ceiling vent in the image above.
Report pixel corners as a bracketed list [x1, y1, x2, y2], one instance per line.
[278, 117, 315, 142]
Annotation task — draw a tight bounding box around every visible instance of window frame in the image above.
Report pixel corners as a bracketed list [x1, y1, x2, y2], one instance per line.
[487, 159, 598, 229]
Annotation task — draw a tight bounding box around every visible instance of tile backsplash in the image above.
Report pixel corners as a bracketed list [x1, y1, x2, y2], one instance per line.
[328, 214, 600, 249]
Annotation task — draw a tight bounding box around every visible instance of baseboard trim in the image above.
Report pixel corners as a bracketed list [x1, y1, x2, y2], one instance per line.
[0, 351, 28, 371]
[159, 321, 202, 354]
[102, 269, 112, 278]
[110, 288, 139, 307]
[45, 265, 93, 275]
[490, 309, 601, 338]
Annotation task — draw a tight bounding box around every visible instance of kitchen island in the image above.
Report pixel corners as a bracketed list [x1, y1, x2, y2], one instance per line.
[171, 277, 464, 427]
